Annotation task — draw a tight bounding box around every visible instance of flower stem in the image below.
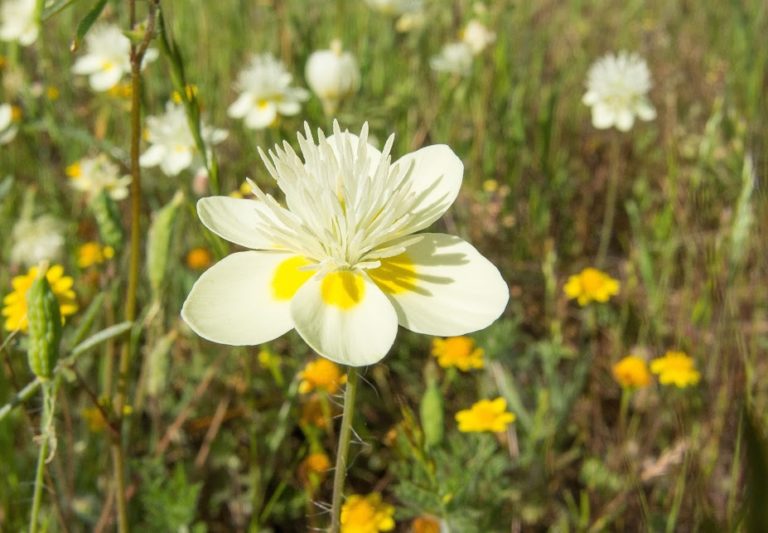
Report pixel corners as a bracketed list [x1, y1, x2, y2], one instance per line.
[29, 381, 55, 533]
[596, 135, 622, 267]
[329, 369, 359, 532]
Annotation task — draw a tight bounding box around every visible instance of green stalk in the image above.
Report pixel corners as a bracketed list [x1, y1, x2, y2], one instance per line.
[596, 135, 622, 267]
[329, 369, 359, 532]
[29, 381, 56, 533]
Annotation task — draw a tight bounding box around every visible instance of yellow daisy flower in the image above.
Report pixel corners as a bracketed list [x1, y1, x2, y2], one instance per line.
[650, 351, 700, 388]
[564, 267, 620, 306]
[298, 358, 347, 394]
[77, 242, 114, 268]
[2, 264, 78, 332]
[431, 336, 484, 371]
[612, 355, 651, 388]
[340, 493, 395, 533]
[455, 397, 515, 433]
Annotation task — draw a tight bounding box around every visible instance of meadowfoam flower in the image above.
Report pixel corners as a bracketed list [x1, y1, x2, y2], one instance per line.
[67, 154, 132, 201]
[0, 0, 38, 45]
[11, 216, 65, 266]
[583, 51, 656, 131]
[455, 397, 515, 433]
[182, 122, 509, 366]
[298, 358, 347, 394]
[140, 102, 228, 177]
[430, 42, 473, 76]
[431, 336, 484, 371]
[612, 355, 651, 388]
[650, 351, 700, 388]
[0, 103, 20, 144]
[72, 24, 158, 92]
[305, 41, 360, 116]
[340, 493, 395, 533]
[461, 20, 496, 55]
[2, 264, 78, 332]
[228, 54, 309, 130]
[564, 267, 620, 306]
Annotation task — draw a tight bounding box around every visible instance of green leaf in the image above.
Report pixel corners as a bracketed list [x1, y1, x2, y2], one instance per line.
[71, 0, 108, 52]
[66, 322, 133, 360]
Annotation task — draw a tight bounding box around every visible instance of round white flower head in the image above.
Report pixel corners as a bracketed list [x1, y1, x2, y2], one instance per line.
[0, 0, 38, 46]
[72, 24, 159, 92]
[67, 154, 132, 201]
[182, 122, 509, 366]
[462, 20, 496, 55]
[140, 102, 228, 177]
[430, 42, 473, 76]
[305, 41, 360, 116]
[583, 51, 656, 131]
[11, 216, 65, 266]
[0, 103, 19, 144]
[228, 54, 309, 130]
[365, 0, 423, 15]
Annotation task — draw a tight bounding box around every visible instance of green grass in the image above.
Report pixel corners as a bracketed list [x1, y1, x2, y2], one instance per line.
[1, 0, 766, 530]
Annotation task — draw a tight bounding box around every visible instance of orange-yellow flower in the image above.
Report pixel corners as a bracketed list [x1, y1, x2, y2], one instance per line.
[2, 264, 78, 332]
[340, 493, 395, 533]
[650, 351, 700, 388]
[455, 397, 515, 433]
[612, 355, 651, 388]
[431, 336, 484, 371]
[298, 358, 347, 394]
[77, 242, 114, 268]
[411, 516, 441, 533]
[564, 267, 620, 306]
[186, 247, 213, 270]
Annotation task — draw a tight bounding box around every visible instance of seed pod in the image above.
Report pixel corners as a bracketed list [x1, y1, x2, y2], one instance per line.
[91, 191, 123, 250]
[26, 273, 62, 380]
[147, 191, 184, 298]
[420, 365, 444, 448]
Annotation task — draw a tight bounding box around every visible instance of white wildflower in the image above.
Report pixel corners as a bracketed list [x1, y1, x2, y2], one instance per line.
[0, 0, 38, 46]
[430, 42, 473, 76]
[11, 216, 65, 266]
[305, 40, 360, 116]
[67, 154, 132, 201]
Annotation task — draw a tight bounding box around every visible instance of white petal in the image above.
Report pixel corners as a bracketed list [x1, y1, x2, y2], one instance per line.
[373, 233, 508, 336]
[276, 100, 301, 116]
[181, 251, 297, 345]
[72, 55, 103, 74]
[245, 104, 278, 130]
[161, 148, 193, 176]
[227, 94, 253, 119]
[392, 145, 464, 232]
[139, 144, 166, 168]
[591, 104, 615, 129]
[615, 109, 635, 131]
[636, 100, 656, 121]
[89, 67, 124, 91]
[141, 48, 159, 67]
[197, 196, 286, 250]
[325, 131, 383, 175]
[291, 271, 399, 366]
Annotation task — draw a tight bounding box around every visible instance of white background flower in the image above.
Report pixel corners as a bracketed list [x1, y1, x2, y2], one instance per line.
[583, 51, 656, 131]
[430, 42, 474, 76]
[0, 104, 19, 144]
[305, 41, 360, 115]
[182, 123, 509, 366]
[68, 154, 132, 201]
[140, 102, 228, 176]
[72, 24, 158, 91]
[365, 0, 423, 15]
[11, 216, 65, 266]
[0, 0, 38, 46]
[228, 54, 309, 130]
[462, 20, 496, 55]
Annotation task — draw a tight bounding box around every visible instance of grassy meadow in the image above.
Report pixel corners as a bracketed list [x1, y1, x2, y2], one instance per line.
[1, 0, 767, 531]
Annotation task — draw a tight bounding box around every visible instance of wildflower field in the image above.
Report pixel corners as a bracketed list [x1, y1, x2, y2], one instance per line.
[1, 0, 767, 531]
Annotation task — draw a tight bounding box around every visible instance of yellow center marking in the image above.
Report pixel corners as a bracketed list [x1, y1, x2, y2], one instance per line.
[272, 256, 314, 300]
[321, 271, 365, 309]
[368, 253, 417, 294]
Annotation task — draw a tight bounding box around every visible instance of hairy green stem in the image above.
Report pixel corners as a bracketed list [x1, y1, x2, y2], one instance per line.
[329, 369, 359, 532]
[596, 135, 621, 267]
[29, 382, 55, 533]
